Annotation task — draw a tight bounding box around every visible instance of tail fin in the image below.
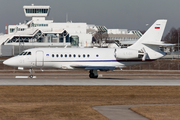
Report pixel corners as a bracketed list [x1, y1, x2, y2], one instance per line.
[128, 19, 170, 60]
[129, 19, 167, 49]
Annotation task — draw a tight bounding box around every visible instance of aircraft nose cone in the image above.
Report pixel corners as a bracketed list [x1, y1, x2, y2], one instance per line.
[3, 58, 16, 66]
[3, 59, 11, 66]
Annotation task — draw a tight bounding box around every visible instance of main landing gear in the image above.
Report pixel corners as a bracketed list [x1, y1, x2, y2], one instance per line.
[89, 70, 98, 78]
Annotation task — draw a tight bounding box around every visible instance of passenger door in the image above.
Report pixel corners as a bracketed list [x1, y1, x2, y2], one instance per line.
[36, 51, 44, 67]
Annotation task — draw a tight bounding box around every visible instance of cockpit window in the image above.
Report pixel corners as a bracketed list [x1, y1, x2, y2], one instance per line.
[19, 52, 24, 55]
[23, 52, 27, 55]
[19, 51, 31, 56]
[27, 52, 31, 55]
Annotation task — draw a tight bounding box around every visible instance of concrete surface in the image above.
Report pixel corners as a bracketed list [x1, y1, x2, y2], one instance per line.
[93, 104, 178, 120]
[0, 77, 180, 86]
[93, 105, 149, 120]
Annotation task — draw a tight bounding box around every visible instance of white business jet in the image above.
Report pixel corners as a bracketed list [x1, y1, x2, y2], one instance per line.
[3, 19, 173, 78]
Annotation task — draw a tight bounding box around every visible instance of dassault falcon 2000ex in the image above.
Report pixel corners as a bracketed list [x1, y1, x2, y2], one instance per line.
[3, 19, 174, 78]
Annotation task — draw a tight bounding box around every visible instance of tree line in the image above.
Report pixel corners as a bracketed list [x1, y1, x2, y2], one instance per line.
[162, 27, 180, 51]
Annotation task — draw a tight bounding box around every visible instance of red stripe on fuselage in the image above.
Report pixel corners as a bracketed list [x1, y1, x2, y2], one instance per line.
[40, 60, 155, 63]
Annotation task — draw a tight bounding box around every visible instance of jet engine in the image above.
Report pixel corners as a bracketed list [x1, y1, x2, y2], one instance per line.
[114, 49, 144, 60]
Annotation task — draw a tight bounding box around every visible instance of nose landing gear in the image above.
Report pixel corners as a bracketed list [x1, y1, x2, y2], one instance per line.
[89, 70, 98, 78]
[29, 68, 33, 78]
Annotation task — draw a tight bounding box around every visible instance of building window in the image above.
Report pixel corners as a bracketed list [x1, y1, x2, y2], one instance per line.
[44, 9, 48, 13]
[26, 9, 49, 14]
[10, 28, 15, 33]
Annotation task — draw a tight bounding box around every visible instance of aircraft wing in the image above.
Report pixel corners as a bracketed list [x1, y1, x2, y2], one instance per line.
[71, 65, 116, 70]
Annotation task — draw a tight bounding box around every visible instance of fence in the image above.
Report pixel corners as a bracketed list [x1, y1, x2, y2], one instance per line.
[124, 59, 180, 70]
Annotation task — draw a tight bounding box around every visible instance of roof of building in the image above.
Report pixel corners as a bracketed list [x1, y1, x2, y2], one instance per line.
[108, 34, 140, 38]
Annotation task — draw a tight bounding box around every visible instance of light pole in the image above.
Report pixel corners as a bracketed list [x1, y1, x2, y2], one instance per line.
[178, 30, 179, 58]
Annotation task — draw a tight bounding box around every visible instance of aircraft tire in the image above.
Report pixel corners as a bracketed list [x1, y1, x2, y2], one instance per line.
[89, 73, 93, 78]
[94, 75, 98, 78]
[29, 75, 33, 78]
[89, 73, 98, 78]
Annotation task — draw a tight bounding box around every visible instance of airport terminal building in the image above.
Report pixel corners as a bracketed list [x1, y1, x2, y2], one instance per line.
[108, 29, 142, 48]
[0, 4, 141, 56]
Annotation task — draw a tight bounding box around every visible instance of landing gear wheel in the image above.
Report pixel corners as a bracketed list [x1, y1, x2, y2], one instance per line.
[89, 73, 94, 78]
[89, 70, 98, 78]
[29, 75, 33, 78]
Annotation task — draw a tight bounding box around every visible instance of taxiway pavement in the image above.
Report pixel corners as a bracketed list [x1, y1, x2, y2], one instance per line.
[93, 105, 150, 120]
[0, 76, 179, 86]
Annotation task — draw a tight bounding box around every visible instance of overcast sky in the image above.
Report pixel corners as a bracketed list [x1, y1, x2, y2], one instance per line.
[0, 0, 180, 35]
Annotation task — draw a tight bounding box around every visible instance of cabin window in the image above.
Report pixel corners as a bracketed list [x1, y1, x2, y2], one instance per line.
[56, 54, 59, 57]
[83, 54, 85, 58]
[73, 54, 76, 57]
[61, 54, 63, 57]
[52, 54, 54, 57]
[78, 54, 81, 58]
[65, 54, 67, 57]
[87, 54, 90, 57]
[69, 54, 72, 57]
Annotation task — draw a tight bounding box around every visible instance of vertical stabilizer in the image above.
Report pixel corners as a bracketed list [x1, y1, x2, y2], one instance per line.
[128, 19, 167, 49]
[128, 19, 167, 60]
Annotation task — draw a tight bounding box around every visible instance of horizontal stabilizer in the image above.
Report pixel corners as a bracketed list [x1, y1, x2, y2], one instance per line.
[143, 42, 175, 46]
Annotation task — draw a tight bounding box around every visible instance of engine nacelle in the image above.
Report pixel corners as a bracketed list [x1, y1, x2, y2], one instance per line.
[115, 49, 140, 59]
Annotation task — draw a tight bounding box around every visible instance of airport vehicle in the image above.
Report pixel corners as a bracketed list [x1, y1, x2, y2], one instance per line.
[3, 19, 173, 78]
